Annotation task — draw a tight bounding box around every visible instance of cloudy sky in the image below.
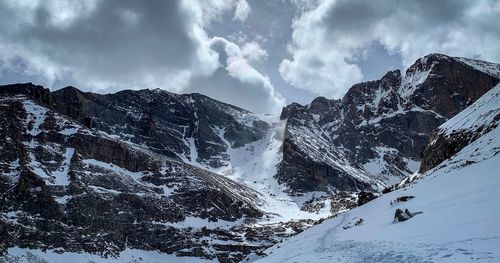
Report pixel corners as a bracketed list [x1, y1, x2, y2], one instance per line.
[1, 0, 499, 113]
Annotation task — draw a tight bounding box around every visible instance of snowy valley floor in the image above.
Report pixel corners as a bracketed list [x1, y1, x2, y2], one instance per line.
[249, 127, 500, 263]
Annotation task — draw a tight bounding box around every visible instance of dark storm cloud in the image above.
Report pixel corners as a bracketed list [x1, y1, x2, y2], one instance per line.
[0, 0, 219, 91]
[30, 1, 193, 74]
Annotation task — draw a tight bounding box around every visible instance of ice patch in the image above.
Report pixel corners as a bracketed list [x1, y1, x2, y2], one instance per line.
[51, 148, 75, 185]
[23, 100, 47, 136]
[82, 159, 144, 181]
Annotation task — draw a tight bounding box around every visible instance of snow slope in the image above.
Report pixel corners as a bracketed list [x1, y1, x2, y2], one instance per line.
[439, 84, 500, 136]
[251, 90, 500, 262]
[3, 247, 213, 263]
[188, 115, 336, 223]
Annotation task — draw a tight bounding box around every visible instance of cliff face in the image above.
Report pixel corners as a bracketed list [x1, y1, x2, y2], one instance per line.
[276, 54, 500, 193]
[0, 87, 271, 262]
[51, 86, 270, 168]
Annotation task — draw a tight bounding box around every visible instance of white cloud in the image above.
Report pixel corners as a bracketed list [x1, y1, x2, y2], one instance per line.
[0, 0, 286, 113]
[0, 0, 241, 92]
[2, 0, 498, 112]
[240, 42, 269, 62]
[186, 37, 286, 113]
[282, 0, 500, 98]
[234, 0, 251, 22]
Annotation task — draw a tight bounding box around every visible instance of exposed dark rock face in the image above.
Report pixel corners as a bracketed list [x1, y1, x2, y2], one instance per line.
[0, 83, 53, 106]
[276, 54, 500, 193]
[419, 130, 479, 173]
[277, 136, 372, 193]
[0, 90, 278, 261]
[419, 84, 500, 173]
[51, 87, 269, 168]
[357, 191, 377, 206]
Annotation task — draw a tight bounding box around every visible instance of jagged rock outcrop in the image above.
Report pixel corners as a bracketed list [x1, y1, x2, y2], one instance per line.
[357, 191, 377, 206]
[420, 84, 500, 173]
[276, 54, 500, 193]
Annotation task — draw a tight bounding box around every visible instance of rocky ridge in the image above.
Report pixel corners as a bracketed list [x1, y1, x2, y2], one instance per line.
[420, 83, 500, 173]
[276, 54, 500, 193]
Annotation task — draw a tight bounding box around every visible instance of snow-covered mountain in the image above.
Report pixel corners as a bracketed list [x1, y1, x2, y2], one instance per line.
[0, 86, 274, 262]
[0, 83, 332, 262]
[276, 53, 500, 193]
[0, 53, 499, 262]
[249, 84, 500, 263]
[51, 85, 271, 169]
[52, 83, 341, 223]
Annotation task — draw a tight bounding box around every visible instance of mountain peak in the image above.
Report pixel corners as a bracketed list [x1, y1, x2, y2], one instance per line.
[0, 82, 48, 95]
[275, 53, 500, 193]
